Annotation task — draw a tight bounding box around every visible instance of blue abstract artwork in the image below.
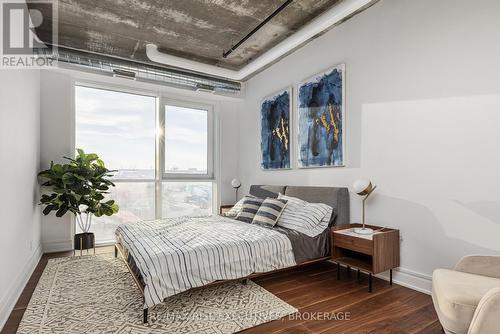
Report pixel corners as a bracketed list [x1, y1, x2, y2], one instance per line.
[298, 65, 345, 168]
[260, 88, 291, 170]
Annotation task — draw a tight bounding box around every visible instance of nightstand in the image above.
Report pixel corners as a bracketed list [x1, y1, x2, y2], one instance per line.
[331, 223, 400, 292]
[219, 205, 234, 216]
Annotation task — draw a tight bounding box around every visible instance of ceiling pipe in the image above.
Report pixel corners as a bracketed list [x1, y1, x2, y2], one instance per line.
[222, 0, 294, 59]
[146, 0, 376, 81]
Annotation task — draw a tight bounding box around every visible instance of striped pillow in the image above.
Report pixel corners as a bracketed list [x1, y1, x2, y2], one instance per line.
[277, 194, 333, 237]
[235, 197, 264, 223]
[252, 198, 288, 227]
[225, 195, 256, 217]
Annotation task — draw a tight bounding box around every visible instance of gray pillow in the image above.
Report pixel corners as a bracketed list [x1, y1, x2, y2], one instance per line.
[225, 195, 256, 217]
[252, 198, 288, 227]
[235, 197, 264, 223]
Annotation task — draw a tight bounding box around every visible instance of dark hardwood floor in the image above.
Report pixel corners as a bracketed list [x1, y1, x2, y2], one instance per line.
[2, 247, 441, 334]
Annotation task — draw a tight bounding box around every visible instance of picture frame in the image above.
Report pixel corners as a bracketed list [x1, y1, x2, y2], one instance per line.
[260, 87, 292, 170]
[297, 64, 346, 168]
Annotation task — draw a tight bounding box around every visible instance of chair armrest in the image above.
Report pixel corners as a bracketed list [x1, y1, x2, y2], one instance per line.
[454, 255, 500, 279]
[467, 288, 500, 334]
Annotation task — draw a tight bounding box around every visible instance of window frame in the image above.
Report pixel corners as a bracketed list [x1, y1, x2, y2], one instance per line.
[73, 81, 218, 244]
[159, 97, 215, 180]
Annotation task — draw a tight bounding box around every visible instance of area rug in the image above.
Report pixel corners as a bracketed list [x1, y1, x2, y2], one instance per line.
[17, 253, 297, 334]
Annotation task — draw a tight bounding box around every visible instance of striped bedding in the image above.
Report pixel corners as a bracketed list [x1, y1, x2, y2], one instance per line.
[115, 215, 296, 308]
[277, 194, 333, 237]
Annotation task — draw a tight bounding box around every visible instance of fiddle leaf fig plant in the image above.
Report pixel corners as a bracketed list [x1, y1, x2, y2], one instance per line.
[38, 149, 119, 233]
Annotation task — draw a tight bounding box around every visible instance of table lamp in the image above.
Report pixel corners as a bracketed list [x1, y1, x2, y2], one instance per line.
[352, 178, 377, 235]
[231, 178, 241, 202]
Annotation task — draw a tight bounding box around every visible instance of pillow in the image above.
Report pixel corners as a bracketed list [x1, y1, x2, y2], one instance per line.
[278, 193, 307, 207]
[225, 195, 256, 217]
[252, 198, 288, 227]
[235, 197, 264, 223]
[277, 194, 333, 237]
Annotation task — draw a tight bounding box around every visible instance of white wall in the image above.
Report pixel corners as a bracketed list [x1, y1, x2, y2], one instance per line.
[40, 70, 74, 252]
[40, 68, 241, 252]
[239, 0, 500, 292]
[0, 70, 42, 329]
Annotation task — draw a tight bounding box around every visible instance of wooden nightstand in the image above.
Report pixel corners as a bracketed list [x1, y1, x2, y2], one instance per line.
[219, 205, 234, 216]
[331, 223, 400, 292]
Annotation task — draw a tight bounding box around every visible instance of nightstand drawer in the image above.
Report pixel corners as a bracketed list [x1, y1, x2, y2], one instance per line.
[333, 233, 373, 255]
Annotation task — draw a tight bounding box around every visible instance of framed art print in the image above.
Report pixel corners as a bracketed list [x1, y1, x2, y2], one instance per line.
[260, 88, 291, 170]
[297, 64, 345, 168]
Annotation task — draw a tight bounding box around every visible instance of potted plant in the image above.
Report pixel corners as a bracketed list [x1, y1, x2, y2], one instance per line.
[38, 149, 119, 251]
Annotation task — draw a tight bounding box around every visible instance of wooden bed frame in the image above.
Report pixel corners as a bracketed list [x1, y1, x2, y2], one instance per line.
[114, 242, 330, 323]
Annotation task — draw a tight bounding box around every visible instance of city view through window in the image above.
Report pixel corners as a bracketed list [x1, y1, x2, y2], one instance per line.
[75, 86, 213, 243]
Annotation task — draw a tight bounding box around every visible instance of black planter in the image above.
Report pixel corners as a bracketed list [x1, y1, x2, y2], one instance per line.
[74, 232, 95, 250]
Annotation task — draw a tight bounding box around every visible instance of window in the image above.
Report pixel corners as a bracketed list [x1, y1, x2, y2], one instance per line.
[75, 86, 156, 179]
[164, 105, 208, 175]
[75, 85, 215, 244]
[161, 102, 214, 178]
[161, 182, 213, 218]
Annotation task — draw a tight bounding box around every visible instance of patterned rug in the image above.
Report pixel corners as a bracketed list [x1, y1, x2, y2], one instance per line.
[17, 254, 297, 334]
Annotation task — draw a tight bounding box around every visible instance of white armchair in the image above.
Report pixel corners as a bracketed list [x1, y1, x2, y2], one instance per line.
[432, 255, 500, 334]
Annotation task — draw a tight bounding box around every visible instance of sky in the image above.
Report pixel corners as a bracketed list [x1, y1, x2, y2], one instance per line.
[165, 105, 207, 173]
[75, 86, 208, 178]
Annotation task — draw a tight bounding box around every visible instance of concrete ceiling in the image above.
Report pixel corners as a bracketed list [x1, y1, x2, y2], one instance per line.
[32, 0, 342, 70]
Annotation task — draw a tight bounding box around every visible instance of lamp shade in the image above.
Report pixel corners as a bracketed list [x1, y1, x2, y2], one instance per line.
[353, 178, 373, 196]
[231, 178, 241, 189]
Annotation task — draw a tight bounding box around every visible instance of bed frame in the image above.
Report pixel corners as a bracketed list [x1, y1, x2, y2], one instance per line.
[114, 185, 349, 323]
[114, 243, 330, 323]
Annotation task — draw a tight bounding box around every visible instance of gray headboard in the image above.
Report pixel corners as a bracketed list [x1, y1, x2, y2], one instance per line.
[249, 185, 285, 199]
[249, 185, 350, 226]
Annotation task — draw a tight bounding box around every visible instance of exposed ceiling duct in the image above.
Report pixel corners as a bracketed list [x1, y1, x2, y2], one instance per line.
[35, 47, 241, 95]
[146, 0, 377, 81]
[30, 0, 345, 72]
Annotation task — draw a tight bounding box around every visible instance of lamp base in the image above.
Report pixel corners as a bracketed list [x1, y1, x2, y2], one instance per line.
[353, 227, 374, 235]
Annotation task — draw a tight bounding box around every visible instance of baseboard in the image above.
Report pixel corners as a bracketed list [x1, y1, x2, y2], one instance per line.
[42, 239, 73, 253]
[376, 267, 432, 295]
[0, 244, 43, 331]
[328, 260, 432, 295]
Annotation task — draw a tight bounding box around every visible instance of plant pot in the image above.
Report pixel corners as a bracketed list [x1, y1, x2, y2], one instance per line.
[74, 232, 95, 250]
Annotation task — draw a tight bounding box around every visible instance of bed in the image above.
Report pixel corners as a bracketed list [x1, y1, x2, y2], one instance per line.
[114, 185, 349, 323]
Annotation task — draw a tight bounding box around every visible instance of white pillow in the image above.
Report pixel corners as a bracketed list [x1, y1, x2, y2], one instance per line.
[277, 194, 333, 237]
